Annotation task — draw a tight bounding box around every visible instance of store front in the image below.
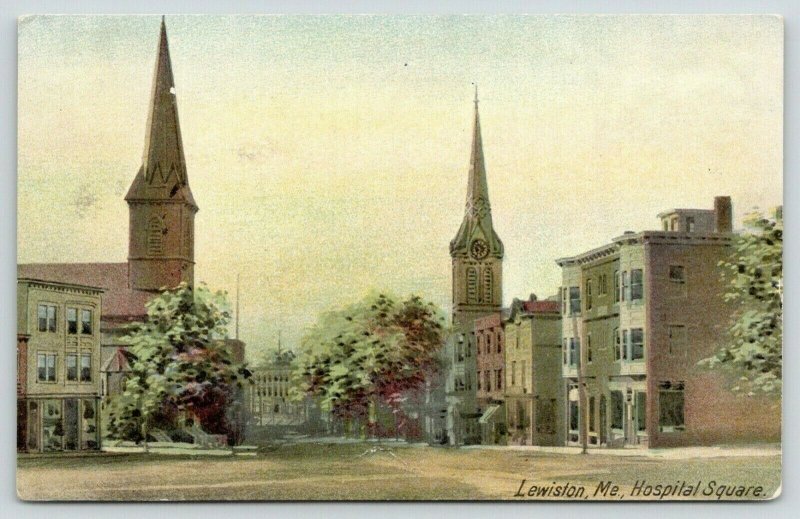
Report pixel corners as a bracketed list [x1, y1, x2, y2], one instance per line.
[20, 397, 100, 453]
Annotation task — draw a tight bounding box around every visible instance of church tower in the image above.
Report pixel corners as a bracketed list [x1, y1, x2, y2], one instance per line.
[449, 88, 504, 329]
[126, 18, 197, 292]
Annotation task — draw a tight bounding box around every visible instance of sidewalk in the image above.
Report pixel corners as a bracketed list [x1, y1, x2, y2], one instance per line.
[464, 443, 782, 459]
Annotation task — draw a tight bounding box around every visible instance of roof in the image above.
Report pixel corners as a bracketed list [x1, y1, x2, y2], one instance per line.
[125, 18, 196, 209]
[522, 300, 560, 314]
[18, 263, 153, 320]
[478, 404, 501, 424]
[101, 348, 132, 373]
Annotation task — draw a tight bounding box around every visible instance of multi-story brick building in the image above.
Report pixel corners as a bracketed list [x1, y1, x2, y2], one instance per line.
[474, 312, 506, 444]
[556, 197, 780, 448]
[503, 297, 563, 446]
[17, 278, 103, 452]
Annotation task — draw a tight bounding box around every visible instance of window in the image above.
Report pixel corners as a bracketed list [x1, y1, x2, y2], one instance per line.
[465, 372, 471, 391]
[37, 353, 56, 382]
[635, 392, 647, 432]
[511, 361, 516, 386]
[568, 337, 580, 366]
[621, 272, 629, 302]
[477, 371, 482, 391]
[589, 396, 596, 432]
[466, 267, 478, 303]
[569, 286, 581, 315]
[585, 279, 593, 310]
[147, 217, 165, 256]
[67, 354, 78, 381]
[670, 217, 677, 231]
[497, 332, 502, 354]
[613, 270, 620, 303]
[622, 330, 630, 360]
[521, 360, 526, 389]
[669, 265, 686, 284]
[610, 391, 624, 429]
[38, 304, 57, 333]
[658, 381, 685, 432]
[686, 217, 695, 232]
[561, 287, 567, 314]
[630, 269, 643, 301]
[630, 328, 644, 361]
[562, 339, 568, 365]
[465, 336, 471, 357]
[598, 274, 607, 295]
[485, 371, 491, 392]
[67, 308, 78, 334]
[80, 309, 91, 333]
[587, 334, 593, 362]
[80, 353, 91, 382]
[482, 268, 493, 304]
[496, 369, 503, 390]
[613, 327, 621, 361]
[668, 325, 687, 355]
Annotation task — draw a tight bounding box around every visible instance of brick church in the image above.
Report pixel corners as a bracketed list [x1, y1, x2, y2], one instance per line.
[18, 19, 233, 397]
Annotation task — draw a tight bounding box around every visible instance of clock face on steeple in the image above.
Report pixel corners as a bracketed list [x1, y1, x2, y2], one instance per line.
[470, 239, 489, 260]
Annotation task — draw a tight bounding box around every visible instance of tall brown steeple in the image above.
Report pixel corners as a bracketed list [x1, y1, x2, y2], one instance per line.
[450, 87, 504, 328]
[126, 17, 197, 292]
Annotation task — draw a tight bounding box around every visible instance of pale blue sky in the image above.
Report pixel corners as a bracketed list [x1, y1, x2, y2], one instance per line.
[18, 15, 783, 359]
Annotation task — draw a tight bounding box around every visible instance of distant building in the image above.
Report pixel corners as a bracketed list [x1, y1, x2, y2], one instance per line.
[556, 197, 780, 448]
[445, 89, 504, 446]
[17, 279, 103, 452]
[246, 350, 309, 431]
[503, 297, 563, 446]
[474, 312, 506, 444]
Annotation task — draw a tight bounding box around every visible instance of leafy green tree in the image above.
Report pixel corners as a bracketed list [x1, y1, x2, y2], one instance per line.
[701, 209, 782, 394]
[104, 282, 250, 444]
[293, 292, 446, 434]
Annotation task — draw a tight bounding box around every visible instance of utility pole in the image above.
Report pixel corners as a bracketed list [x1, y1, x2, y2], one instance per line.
[571, 308, 589, 455]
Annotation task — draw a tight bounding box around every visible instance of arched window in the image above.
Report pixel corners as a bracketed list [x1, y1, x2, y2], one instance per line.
[466, 267, 479, 303]
[482, 267, 493, 303]
[147, 217, 164, 256]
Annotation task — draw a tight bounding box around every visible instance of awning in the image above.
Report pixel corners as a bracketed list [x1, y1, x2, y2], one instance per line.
[478, 405, 501, 424]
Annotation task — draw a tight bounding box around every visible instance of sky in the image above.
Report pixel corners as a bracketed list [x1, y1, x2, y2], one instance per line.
[18, 15, 783, 360]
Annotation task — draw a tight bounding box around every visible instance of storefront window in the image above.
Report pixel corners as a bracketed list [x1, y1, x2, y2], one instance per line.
[81, 399, 98, 449]
[42, 399, 63, 452]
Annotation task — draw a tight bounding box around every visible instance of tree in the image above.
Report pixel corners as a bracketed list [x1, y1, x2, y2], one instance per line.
[293, 292, 446, 435]
[701, 209, 783, 395]
[104, 282, 251, 445]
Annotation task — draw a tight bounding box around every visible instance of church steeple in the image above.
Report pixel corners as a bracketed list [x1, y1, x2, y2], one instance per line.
[125, 17, 195, 208]
[450, 86, 504, 259]
[126, 17, 197, 292]
[449, 88, 504, 328]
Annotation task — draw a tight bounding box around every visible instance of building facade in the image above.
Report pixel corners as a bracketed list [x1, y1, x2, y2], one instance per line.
[445, 89, 504, 445]
[17, 279, 103, 452]
[503, 297, 563, 446]
[556, 197, 780, 448]
[474, 312, 506, 444]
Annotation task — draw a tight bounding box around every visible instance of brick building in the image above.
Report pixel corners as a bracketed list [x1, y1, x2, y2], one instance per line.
[556, 197, 780, 448]
[474, 312, 506, 444]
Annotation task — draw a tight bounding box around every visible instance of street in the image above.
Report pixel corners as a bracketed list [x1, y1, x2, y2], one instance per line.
[17, 443, 781, 501]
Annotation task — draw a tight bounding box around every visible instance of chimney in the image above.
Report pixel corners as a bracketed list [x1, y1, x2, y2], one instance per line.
[714, 196, 732, 233]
